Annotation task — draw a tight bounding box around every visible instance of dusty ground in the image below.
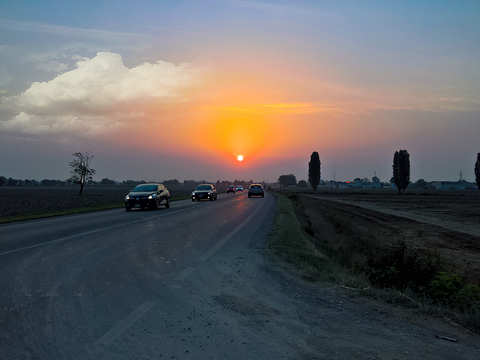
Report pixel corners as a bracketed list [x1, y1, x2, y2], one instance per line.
[300, 192, 480, 285]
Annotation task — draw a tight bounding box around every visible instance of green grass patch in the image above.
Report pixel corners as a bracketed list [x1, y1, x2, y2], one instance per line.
[267, 192, 364, 286]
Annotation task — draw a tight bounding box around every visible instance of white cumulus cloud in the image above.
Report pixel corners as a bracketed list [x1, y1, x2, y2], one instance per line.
[0, 52, 206, 141]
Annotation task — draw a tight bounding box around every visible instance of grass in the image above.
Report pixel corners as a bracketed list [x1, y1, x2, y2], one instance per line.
[0, 203, 124, 224]
[267, 191, 480, 333]
[267, 192, 363, 286]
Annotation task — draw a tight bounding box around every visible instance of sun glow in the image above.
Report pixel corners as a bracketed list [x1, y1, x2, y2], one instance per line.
[237, 155, 243, 161]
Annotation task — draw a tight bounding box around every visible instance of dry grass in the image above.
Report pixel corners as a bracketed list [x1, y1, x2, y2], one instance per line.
[268, 191, 480, 333]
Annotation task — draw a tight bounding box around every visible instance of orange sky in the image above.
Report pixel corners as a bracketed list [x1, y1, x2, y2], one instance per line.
[1, 1, 479, 182]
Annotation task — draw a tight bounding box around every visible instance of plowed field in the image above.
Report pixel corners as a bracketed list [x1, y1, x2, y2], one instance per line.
[299, 192, 480, 284]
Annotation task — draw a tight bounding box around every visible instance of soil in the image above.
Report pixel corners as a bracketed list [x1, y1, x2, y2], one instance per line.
[300, 192, 480, 285]
[0, 185, 193, 218]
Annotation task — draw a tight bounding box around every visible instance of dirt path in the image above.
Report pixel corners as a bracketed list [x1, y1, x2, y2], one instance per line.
[261, 260, 480, 359]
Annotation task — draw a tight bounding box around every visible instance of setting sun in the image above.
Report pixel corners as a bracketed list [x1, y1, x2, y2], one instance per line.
[237, 155, 244, 161]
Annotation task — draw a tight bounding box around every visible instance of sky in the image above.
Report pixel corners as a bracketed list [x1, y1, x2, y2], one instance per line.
[1, 0, 479, 183]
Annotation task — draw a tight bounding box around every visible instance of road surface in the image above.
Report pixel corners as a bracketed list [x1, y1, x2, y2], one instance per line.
[1, 192, 479, 359]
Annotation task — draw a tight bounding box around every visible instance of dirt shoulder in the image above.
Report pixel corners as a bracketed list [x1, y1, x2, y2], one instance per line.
[263, 259, 480, 359]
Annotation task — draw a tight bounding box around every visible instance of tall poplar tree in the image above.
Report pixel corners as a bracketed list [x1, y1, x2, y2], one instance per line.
[475, 153, 480, 190]
[308, 151, 321, 192]
[393, 150, 410, 193]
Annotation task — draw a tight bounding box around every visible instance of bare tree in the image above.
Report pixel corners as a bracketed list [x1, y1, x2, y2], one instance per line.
[67, 151, 96, 195]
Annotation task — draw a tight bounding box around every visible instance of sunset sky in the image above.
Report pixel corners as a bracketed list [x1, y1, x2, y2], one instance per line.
[1, 1, 479, 184]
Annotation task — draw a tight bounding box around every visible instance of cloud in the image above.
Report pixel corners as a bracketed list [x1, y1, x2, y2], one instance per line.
[213, 102, 340, 115]
[0, 18, 148, 42]
[0, 52, 206, 142]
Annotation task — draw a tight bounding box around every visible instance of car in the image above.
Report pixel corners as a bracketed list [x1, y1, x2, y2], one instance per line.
[125, 183, 170, 211]
[192, 184, 218, 201]
[248, 184, 264, 198]
[236, 185, 243, 192]
[227, 185, 236, 193]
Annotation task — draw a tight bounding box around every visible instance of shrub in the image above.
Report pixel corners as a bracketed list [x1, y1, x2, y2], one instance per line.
[420, 272, 480, 311]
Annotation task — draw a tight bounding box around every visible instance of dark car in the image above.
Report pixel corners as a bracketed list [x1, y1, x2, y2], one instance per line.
[125, 183, 170, 211]
[248, 184, 264, 198]
[192, 184, 218, 201]
[226, 185, 236, 193]
[236, 185, 243, 192]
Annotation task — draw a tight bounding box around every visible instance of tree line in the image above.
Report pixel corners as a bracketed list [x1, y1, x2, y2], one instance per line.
[278, 150, 480, 192]
[3, 150, 479, 193]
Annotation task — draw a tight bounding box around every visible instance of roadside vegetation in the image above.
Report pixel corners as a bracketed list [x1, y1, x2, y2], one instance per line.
[0, 203, 124, 223]
[268, 191, 480, 334]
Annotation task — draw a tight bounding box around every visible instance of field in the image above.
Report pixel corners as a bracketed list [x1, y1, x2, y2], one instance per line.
[0, 185, 195, 220]
[294, 191, 480, 285]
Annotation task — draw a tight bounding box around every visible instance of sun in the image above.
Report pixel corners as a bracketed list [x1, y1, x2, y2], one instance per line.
[237, 155, 244, 161]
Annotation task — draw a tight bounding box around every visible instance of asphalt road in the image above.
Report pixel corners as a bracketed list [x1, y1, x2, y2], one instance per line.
[3, 192, 480, 360]
[0, 191, 283, 359]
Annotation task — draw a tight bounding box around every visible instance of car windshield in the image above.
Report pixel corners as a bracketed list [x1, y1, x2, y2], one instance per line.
[132, 185, 157, 192]
[251, 185, 261, 189]
[196, 185, 212, 190]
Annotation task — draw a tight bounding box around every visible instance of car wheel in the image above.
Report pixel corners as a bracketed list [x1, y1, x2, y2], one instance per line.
[165, 198, 170, 208]
[192, 198, 195, 202]
[125, 206, 131, 211]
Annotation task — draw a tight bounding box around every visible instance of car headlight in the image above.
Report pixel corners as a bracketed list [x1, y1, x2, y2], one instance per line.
[192, 192, 196, 196]
[125, 195, 130, 200]
[148, 194, 156, 199]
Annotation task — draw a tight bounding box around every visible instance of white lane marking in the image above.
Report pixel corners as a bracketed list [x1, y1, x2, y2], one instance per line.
[173, 267, 195, 281]
[0, 207, 194, 256]
[95, 301, 156, 346]
[198, 196, 266, 262]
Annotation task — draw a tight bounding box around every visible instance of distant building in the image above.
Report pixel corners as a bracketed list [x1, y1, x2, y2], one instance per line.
[430, 181, 477, 190]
